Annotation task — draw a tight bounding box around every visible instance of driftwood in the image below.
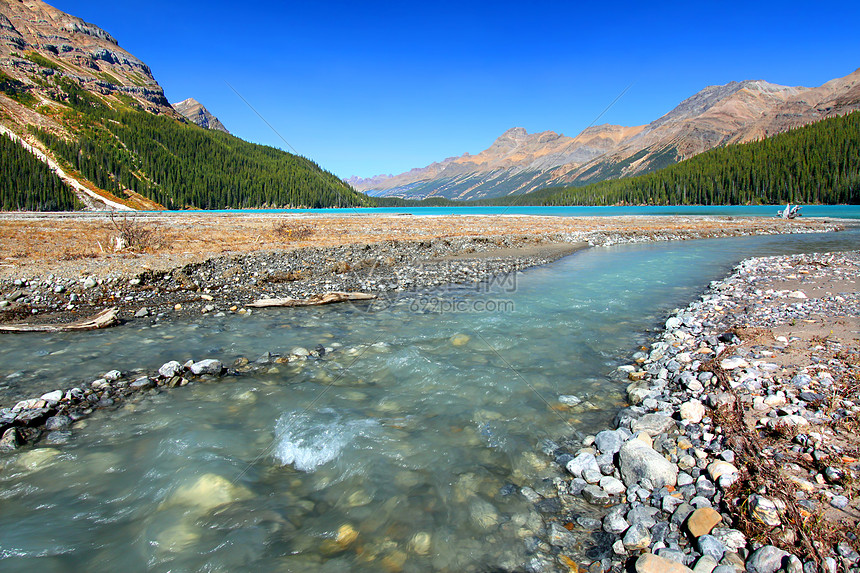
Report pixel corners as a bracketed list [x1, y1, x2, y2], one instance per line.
[247, 292, 376, 308]
[777, 204, 802, 219]
[0, 307, 119, 333]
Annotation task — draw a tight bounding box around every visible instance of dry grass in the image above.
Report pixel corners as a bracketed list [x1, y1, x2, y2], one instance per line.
[0, 213, 838, 280]
[701, 348, 859, 567]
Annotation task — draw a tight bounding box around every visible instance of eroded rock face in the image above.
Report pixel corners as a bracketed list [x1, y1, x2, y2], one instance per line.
[0, 0, 172, 112]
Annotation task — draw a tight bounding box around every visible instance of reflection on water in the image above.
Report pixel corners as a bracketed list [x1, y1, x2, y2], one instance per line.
[0, 229, 857, 571]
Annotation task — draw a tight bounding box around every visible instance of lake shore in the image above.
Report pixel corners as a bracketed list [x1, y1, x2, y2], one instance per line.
[540, 250, 860, 573]
[0, 213, 845, 324]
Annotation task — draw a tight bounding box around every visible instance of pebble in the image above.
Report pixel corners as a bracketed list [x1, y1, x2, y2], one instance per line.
[686, 506, 722, 537]
[635, 553, 694, 573]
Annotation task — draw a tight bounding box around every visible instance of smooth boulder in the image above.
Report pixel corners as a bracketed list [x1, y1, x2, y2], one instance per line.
[619, 438, 678, 489]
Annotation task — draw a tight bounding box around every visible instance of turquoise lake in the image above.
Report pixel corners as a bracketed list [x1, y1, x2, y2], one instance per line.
[152, 205, 860, 219]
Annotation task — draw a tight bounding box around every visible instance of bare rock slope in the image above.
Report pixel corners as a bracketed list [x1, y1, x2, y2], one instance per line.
[353, 68, 860, 200]
[172, 97, 229, 133]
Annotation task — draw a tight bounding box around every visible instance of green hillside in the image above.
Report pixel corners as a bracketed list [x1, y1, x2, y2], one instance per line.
[26, 76, 370, 210]
[487, 111, 860, 206]
[0, 133, 79, 211]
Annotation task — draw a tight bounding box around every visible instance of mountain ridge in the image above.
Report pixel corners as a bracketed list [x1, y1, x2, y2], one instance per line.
[172, 97, 229, 133]
[353, 68, 860, 200]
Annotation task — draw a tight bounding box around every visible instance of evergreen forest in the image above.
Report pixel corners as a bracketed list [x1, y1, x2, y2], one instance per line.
[0, 132, 79, 211]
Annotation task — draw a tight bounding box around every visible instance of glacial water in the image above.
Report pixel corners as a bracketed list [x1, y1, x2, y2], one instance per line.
[167, 204, 860, 219]
[0, 228, 858, 572]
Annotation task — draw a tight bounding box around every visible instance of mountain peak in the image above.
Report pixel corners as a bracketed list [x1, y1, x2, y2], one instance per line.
[172, 98, 229, 133]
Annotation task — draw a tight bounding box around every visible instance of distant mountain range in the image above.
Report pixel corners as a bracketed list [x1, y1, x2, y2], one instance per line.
[350, 69, 860, 201]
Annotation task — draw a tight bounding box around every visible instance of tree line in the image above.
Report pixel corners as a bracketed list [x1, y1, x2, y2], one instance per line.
[0, 133, 79, 211]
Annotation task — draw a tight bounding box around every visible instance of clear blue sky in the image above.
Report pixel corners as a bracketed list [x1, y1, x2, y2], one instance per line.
[49, 1, 860, 179]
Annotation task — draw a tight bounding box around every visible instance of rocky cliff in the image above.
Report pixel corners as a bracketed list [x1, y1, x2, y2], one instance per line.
[0, 0, 175, 115]
[353, 68, 860, 200]
[172, 97, 229, 133]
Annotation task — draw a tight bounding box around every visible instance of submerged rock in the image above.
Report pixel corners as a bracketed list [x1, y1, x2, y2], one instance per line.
[162, 473, 253, 513]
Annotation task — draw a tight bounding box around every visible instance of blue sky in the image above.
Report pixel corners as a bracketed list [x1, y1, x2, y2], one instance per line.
[49, 1, 860, 179]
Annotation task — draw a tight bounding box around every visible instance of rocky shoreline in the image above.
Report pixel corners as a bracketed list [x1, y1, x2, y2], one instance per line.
[531, 250, 859, 573]
[0, 216, 845, 325]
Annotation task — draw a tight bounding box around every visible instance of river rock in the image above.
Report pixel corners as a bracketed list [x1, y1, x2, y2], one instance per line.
[746, 545, 790, 573]
[189, 359, 223, 376]
[622, 522, 652, 550]
[558, 395, 582, 406]
[103, 370, 122, 381]
[680, 399, 706, 423]
[15, 407, 51, 426]
[548, 522, 575, 549]
[582, 484, 611, 505]
[696, 534, 726, 561]
[408, 531, 431, 555]
[636, 553, 694, 573]
[707, 461, 739, 486]
[40, 390, 63, 403]
[159, 361, 183, 378]
[720, 357, 749, 370]
[469, 498, 499, 529]
[595, 429, 624, 455]
[566, 451, 600, 478]
[45, 414, 72, 430]
[603, 510, 630, 534]
[336, 523, 359, 547]
[163, 473, 253, 513]
[130, 377, 154, 390]
[748, 495, 782, 526]
[710, 527, 746, 552]
[0, 427, 22, 449]
[631, 413, 675, 436]
[599, 475, 626, 496]
[14, 447, 61, 472]
[619, 438, 678, 489]
[686, 506, 722, 537]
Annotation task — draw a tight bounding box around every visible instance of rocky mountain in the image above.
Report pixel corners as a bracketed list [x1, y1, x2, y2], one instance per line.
[0, 0, 360, 210]
[354, 68, 860, 200]
[0, 0, 175, 115]
[172, 97, 229, 133]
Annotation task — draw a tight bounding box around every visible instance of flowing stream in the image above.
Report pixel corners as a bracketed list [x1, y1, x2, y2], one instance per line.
[0, 228, 858, 572]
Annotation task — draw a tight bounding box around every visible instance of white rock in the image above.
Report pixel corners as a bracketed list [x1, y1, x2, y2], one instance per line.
[680, 399, 705, 423]
[558, 395, 582, 406]
[599, 476, 626, 496]
[158, 361, 183, 378]
[720, 357, 749, 370]
[618, 439, 677, 489]
[39, 390, 64, 403]
[189, 359, 223, 376]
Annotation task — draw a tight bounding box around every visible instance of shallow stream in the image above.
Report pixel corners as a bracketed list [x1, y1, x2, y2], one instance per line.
[0, 228, 857, 572]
